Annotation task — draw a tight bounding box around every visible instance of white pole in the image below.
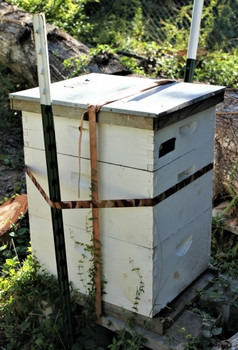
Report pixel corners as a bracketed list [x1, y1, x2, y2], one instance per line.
[33, 13, 52, 105]
[184, 0, 204, 82]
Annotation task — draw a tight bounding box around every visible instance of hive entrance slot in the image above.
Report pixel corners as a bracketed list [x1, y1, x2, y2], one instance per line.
[159, 137, 176, 158]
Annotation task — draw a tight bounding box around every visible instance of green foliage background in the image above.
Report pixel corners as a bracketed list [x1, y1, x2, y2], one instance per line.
[7, 0, 238, 87]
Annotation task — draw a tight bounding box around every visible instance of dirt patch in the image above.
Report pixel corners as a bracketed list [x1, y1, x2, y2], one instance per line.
[0, 166, 24, 199]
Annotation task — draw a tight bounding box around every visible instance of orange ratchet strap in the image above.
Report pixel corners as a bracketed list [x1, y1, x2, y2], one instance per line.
[27, 79, 174, 324]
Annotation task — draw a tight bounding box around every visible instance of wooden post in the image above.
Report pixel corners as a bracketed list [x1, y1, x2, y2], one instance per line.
[33, 13, 74, 348]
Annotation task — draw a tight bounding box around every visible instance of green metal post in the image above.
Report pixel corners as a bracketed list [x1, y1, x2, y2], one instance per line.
[33, 14, 73, 349]
[184, 0, 204, 82]
[184, 58, 196, 83]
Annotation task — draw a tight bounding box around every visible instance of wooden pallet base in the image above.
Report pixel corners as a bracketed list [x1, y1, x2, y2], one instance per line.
[101, 309, 202, 350]
[101, 267, 217, 350]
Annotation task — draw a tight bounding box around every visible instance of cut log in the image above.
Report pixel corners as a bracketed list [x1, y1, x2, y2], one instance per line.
[0, 1, 130, 87]
[0, 194, 27, 236]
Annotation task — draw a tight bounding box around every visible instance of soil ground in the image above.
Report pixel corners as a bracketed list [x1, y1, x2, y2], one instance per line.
[0, 112, 25, 201]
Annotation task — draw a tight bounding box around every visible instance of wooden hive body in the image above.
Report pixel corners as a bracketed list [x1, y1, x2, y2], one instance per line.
[10, 74, 225, 317]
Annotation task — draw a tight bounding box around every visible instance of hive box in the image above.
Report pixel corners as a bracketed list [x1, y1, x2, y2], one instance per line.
[10, 73, 225, 317]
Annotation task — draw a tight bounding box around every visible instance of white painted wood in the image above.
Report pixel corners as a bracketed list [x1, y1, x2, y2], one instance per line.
[22, 107, 215, 171]
[28, 208, 211, 317]
[29, 215, 56, 273]
[29, 214, 93, 292]
[152, 210, 211, 315]
[153, 171, 213, 245]
[15, 73, 222, 318]
[10, 73, 224, 119]
[22, 111, 154, 171]
[62, 116, 154, 170]
[26, 170, 212, 249]
[24, 141, 213, 202]
[24, 147, 154, 200]
[102, 209, 211, 317]
[153, 142, 213, 194]
[153, 107, 215, 169]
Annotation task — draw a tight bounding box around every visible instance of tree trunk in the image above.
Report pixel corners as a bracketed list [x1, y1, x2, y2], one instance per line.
[0, 1, 130, 87]
[214, 90, 238, 198]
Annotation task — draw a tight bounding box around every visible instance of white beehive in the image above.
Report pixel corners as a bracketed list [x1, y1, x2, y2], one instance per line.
[10, 73, 225, 317]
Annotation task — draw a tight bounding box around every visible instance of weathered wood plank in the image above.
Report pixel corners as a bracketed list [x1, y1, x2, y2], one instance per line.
[102, 267, 217, 336]
[154, 92, 224, 129]
[159, 267, 218, 330]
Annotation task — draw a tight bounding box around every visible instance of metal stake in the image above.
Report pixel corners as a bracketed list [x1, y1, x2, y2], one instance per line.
[184, 0, 204, 82]
[33, 13, 74, 349]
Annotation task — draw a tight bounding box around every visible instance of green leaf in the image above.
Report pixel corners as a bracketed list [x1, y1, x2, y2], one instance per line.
[15, 238, 25, 244]
[16, 228, 28, 236]
[5, 258, 16, 266]
[3, 250, 12, 258]
[84, 338, 96, 349]
[0, 243, 8, 251]
[35, 335, 45, 347]
[43, 317, 52, 328]
[202, 329, 212, 338]
[20, 321, 30, 333]
[72, 343, 83, 350]
[9, 232, 17, 237]
[3, 157, 10, 165]
[211, 327, 222, 336]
